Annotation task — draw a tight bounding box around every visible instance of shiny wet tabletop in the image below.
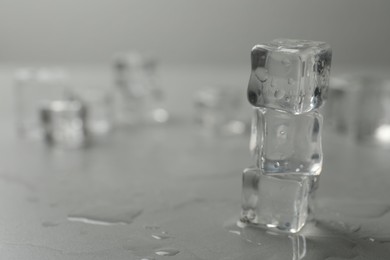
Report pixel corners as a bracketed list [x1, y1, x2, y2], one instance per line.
[0, 64, 389, 259]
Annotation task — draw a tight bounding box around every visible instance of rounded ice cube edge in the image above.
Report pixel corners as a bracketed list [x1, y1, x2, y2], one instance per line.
[247, 39, 332, 114]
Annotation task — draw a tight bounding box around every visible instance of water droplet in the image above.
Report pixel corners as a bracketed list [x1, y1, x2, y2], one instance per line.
[141, 258, 155, 260]
[282, 58, 291, 67]
[229, 230, 241, 235]
[277, 125, 288, 138]
[274, 89, 284, 99]
[288, 78, 295, 85]
[152, 233, 171, 240]
[274, 162, 280, 167]
[299, 164, 304, 169]
[67, 207, 142, 226]
[295, 168, 300, 172]
[155, 248, 180, 256]
[368, 237, 376, 242]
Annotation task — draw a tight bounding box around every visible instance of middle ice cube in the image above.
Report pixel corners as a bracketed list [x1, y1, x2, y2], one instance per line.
[247, 39, 332, 114]
[250, 107, 322, 176]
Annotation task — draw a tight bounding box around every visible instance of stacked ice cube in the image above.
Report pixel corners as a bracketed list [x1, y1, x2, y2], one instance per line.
[241, 39, 332, 233]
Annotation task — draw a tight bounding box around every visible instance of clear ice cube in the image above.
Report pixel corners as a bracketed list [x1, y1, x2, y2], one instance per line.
[14, 68, 69, 139]
[247, 39, 332, 114]
[241, 167, 318, 233]
[250, 107, 322, 176]
[193, 86, 248, 136]
[40, 99, 89, 149]
[112, 52, 169, 126]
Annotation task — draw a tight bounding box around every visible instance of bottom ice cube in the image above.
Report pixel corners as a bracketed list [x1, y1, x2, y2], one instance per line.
[241, 168, 318, 233]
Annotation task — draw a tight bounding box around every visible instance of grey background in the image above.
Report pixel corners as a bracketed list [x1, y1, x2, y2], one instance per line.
[0, 0, 389, 66]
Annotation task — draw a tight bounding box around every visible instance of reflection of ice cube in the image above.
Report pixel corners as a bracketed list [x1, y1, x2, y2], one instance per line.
[250, 107, 322, 175]
[248, 39, 332, 114]
[241, 168, 318, 233]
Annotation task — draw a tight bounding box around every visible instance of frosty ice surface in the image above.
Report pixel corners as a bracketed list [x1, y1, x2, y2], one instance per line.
[250, 108, 322, 175]
[247, 39, 332, 114]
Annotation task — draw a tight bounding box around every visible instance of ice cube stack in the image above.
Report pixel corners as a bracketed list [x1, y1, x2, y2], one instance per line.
[241, 39, 332, 233]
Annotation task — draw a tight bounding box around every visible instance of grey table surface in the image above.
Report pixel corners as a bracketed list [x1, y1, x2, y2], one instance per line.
[0, 64, 390, 260]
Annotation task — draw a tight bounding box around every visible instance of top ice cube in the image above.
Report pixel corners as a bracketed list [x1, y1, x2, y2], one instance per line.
[247, 39, 332, 114]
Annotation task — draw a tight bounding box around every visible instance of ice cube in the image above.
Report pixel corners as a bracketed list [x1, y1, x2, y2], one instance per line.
[241, 167, 319, 233]
[194, 86, 248, 136]
[247, 39, 332, 114]
[40, 99, 89, 149]
[250, 107, 322, 175]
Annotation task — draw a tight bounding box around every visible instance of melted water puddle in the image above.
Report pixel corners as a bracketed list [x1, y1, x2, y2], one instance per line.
[225, 200, 390, 259]
[67, 205, 143, 226]
[154, 248, 180, 256]
[151, 233, 171, 240]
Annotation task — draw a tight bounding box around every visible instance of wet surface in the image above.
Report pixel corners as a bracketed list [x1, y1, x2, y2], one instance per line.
[0, 65, 390, 259]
